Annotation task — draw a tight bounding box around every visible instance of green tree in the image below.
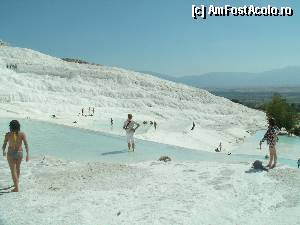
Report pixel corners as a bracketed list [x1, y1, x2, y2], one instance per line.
[266, 94, 298, 131]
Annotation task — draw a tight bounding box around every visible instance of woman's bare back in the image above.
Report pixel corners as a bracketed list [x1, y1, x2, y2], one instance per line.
[5, 132, 27, 151]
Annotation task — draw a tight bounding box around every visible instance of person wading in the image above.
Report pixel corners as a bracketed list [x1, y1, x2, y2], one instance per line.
[2, 120, 29, 192]
[123, 114, 140, 152]
[260, 117, 280, 169]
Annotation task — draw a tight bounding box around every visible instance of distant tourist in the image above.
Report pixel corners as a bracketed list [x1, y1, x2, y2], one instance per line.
[111, 118, 113, 126]
[6, 64, 17, 70]
[123, 114, 140, 152]
[154, 121, 157, 130]
[92, 107, 95, 115]
[298, 159, 300, 168]
[191, 122, 195, 130]
[259, 117, 280, 169]
[2, 120, 29, 192]
[81, 108, 84, 116]
[219, 142, 222, 151]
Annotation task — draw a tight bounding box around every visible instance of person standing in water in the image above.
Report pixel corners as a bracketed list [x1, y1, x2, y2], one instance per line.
[260, 117, 279, 169]
[123, 114, 140, 151]
[297, 159, 300, 168]
[154, 121, 157, 130]
[191, 122, 195, 130]
[111, 118, 113, 126]
[2, 120, 29, 192]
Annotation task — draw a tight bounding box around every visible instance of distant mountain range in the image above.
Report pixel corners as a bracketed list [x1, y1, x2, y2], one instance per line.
[139, 71, 178, 82]
[140, 67, 300, 89]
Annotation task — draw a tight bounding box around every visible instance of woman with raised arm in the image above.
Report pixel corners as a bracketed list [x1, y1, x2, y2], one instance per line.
[2, 120, 29, 192]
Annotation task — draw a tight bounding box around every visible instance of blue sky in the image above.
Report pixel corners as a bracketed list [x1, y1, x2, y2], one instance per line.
[0, 0, 299, 76]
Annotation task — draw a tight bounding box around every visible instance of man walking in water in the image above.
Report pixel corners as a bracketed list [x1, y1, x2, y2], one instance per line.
[123, 114, 140, 151]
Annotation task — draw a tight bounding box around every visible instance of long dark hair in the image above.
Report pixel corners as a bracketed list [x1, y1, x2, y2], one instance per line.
[9, 120, 20, 133]
[268, 117, 276, 127]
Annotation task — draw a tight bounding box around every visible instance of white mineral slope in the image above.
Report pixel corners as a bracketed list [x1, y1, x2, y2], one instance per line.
[0, 45, 265, 151]
[0, 157, 299, 225]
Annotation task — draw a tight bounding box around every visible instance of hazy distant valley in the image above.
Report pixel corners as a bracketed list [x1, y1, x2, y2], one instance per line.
[142, 68, 300, 111]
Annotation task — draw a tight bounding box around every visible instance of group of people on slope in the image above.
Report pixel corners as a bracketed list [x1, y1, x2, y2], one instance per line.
[81, 107, 95, 117]
[2, 120, 29, 192]
[142, 120, 157, 130]
[6, 64, 17, 70]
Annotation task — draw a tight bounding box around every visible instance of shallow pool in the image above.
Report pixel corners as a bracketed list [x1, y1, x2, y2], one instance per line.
[233, 130, 300, 161]
[0, 118, 299, 167]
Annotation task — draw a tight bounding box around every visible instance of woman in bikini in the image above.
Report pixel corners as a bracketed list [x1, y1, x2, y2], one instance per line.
[2, 120, 29, 192]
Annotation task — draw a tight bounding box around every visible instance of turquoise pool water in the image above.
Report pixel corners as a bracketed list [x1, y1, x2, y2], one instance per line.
[233, 130, 300, 161]
[0, 118, 299, 167]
